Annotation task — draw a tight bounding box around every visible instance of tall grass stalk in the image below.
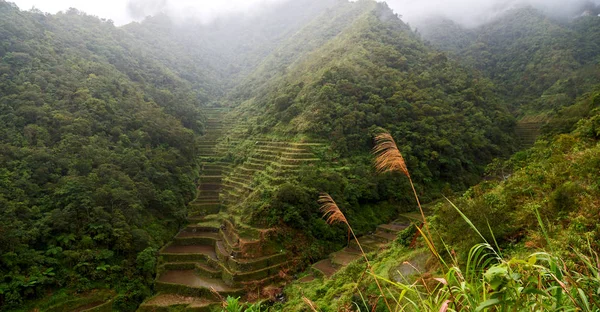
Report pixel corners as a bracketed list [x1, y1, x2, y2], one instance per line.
[305, 130, 600, 311]
[318, 193, 392, 311]
[373, 131, 435, 255]
[370, 131, 600, 311]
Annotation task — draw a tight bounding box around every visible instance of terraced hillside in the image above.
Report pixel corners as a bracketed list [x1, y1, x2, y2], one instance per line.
[221, 140, 325, 210]
[188, 108, 229, 220]
[140, 216, 294, 311]
[301, 214, 421, 281]
[140, 110, 328, 310]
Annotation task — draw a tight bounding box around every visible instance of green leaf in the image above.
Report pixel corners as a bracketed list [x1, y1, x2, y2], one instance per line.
[476, 298, 501, 311]
[43, 268, 55, 276]
[490, 279, 504, 290]
[484, 266, 508, 281]
[96, 264, 110, 271]
[577, 288, 591, 311]
[510, 273, 521, 281]
[522, 288, 546, 296]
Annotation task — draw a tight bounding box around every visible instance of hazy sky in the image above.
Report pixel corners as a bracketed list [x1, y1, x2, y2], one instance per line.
[9, 0, 600, 27]
[387, 0, 600, 27]
[9, 0, 287, 25]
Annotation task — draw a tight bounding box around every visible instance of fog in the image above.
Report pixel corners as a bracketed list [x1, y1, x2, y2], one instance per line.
[126, 0, 286, 23]
[9, 0, 600, 27]
[125, 0, 600, 28]
[9, 0, 286, 25]
[384, 0, 600, 28]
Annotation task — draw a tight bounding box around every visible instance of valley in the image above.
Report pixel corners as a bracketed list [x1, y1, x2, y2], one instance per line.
[1, 0, 600, 311]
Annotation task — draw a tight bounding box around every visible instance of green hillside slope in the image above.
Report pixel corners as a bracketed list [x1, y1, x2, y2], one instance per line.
[435, 87, 600, 254]
[0, 3, 204, 310]
[277, 84, 600, 312]
[421, 7, 600, 116]
[232, 1, 514, 190]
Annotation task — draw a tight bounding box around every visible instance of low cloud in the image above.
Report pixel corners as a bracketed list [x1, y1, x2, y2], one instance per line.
[15, 0, 597, 27]
[126, 0, 286, 23]
[127, 0, 168, 19]
[384, 0, 600, 28]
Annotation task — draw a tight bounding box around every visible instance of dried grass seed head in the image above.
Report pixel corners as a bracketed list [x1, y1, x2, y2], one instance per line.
[318, 193, 348, 226]
[373, 132, 409, 177]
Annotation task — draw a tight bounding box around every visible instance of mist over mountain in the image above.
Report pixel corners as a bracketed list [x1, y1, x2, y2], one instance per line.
[126, 0, 289, 24]
[123, 0, 600, 29]
[389, 0, 600, 28]
[10, 0, 600, 29]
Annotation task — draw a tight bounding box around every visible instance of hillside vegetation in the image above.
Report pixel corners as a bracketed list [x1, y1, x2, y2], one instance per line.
[420, 7, 600, 116]
[283, 86, 600, 311]
[229, 0, 514, 219]
[0, 3, 203, 310]
[206, 2, 520, 270]
[435, 86, 600, 256]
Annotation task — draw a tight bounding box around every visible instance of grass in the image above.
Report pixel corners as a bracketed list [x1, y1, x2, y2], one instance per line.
[373, 132, 436, 258]
[318, 193, 392, 311]
[293, 130, 600, 312]
[215, 123, 600, 312]
[219, 296, 264, 312]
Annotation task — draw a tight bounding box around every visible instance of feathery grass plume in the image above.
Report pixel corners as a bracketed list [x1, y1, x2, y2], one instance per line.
[319, 193, 351, 245]
[318, 193, 392, 311]
[373, 132, 409, 177]
[318, 193, 348, 226]
[372, 130, 436, 257]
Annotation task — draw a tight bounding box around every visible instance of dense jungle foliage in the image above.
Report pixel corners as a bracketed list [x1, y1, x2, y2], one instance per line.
[0, 1, 353, 309]
[281, 86, 600, 312]
[228, 2, 516, 257]
[419, 7, 600, 115]
[0, 3, 204, 310]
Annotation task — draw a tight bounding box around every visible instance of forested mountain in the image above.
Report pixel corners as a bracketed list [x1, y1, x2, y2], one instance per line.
[274, 6, 600, 310]
[278, 6, 600, 311]
[0, 2, 204, 309]
[420, 6, 600, 116]
[122, 0, 341, 95]
[2, 0, 600, 310]
[232, 1, 514, 193]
